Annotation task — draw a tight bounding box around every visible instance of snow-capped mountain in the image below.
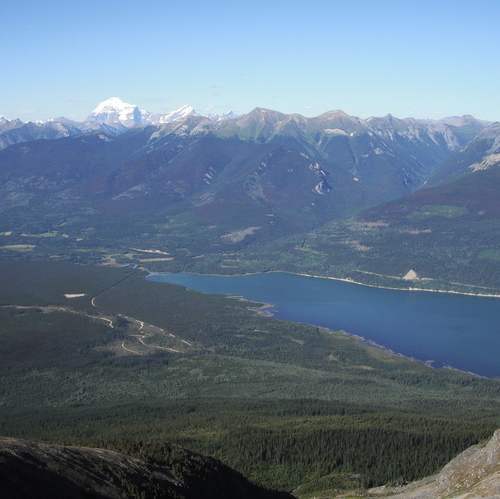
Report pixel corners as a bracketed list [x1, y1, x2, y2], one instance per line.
[86, 97, 199, 128]
[86, 97, 142, 127]
[0, 97, 238, 149]
[206, 111, 238, 122]
[86, 97, 241, 128]
[141, 104, 198, 125]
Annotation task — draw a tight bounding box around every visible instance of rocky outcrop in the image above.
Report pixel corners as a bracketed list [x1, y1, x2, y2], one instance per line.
[368, 430, 500, 498]
[0, 437, 293, 499]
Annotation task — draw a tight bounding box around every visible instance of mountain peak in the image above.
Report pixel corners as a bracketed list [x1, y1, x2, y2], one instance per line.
[88, 97, 140, 127]
[246, 107, 289, 121]
[92, 97, 133, 113]
[317, 109, 350, 118]
[140, 104, 198, 125]
[87, 98, 200, 127]
[176, 104, 195, 113]
[206, 110, 238, 121]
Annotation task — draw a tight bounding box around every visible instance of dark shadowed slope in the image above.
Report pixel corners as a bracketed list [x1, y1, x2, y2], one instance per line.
[0, 437, 294, 499]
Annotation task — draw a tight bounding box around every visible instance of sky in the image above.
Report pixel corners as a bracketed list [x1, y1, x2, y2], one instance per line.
[2, 0, 500, 122]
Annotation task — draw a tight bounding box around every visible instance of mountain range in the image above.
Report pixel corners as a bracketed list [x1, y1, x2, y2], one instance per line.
[0, 97, 237, 149]
[0, 98, 499, 292]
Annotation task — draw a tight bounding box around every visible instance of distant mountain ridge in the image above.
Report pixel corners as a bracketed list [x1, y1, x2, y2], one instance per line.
[1, 98, 499, 291]
[0, 97, 237, 149]
[0, 104, 496, 231]
[0, 104, 491, 228]
[87, 97, 199, 127]
[0, 97, 492, 152]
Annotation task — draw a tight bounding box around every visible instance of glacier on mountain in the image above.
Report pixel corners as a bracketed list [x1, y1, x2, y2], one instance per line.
[86, 97, 234, 128]
[88, 97, 142, 127]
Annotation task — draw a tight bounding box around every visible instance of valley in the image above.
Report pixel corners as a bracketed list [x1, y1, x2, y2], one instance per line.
[1, 104, 499, 294]
[1, 101, 500, 497]
[147, 271, 500, 377]
[1, 260, 500, 497]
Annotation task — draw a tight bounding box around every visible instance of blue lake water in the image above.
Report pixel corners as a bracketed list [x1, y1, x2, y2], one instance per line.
[147, 272, 500, 378]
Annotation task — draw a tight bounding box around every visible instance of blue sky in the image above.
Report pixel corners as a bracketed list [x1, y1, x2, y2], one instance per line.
[2, 0, 500, 122]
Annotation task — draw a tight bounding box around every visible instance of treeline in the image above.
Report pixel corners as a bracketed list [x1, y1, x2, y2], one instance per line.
[165, 414, 495, 489]
[87, 412, 494, 491]
[2, 399, 495, 493]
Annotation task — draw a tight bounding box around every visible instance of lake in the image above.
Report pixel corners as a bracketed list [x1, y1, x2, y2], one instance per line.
[147, 272, 500, 378]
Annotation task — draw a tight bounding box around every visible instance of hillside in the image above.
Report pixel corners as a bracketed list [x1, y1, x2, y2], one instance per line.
[366, 430, 500, 499]
[0, 260, 499, 494]
[3, 430, 500, 499]
[0, 437, 292, 499]
[426, 121, 500, 186]
[228, 123, 500, 294]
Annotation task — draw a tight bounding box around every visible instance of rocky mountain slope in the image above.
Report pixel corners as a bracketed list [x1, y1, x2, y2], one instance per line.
[427, 121, 500, 186]
[366, 430, 500, 498]
[0, 105, 490, 240]
[3, 431, 500, 499]
[254, 121, 500, 293]
[0, 437, 292, 499]
[0, 97, 231, 149]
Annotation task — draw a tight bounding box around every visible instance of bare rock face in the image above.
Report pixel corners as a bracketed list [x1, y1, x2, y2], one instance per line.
[0, 437, 293, 499]
[368, 430, 500, 499]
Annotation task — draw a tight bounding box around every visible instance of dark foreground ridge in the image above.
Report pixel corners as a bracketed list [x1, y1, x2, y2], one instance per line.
[0, 437, 294, 499]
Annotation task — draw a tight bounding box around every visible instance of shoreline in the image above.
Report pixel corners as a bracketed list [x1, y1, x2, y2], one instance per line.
[146, 269, 500, 299]
[146, 269, 500, 379]
[338, 329, 486, 379]
[295, 271, 500, 298]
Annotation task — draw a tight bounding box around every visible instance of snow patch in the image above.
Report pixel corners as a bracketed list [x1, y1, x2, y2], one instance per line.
[88, 97, 140, 127]
[87, 97, 199, 128]
[324, 128, 347, 135]
[314, 181, 330, 194]
[192, 192, 215, 207]
[142, 105, 197, 125]
[206, 111, 238, 121]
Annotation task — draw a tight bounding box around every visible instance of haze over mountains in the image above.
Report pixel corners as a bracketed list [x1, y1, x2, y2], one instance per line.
[1, 97, 500, 291]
